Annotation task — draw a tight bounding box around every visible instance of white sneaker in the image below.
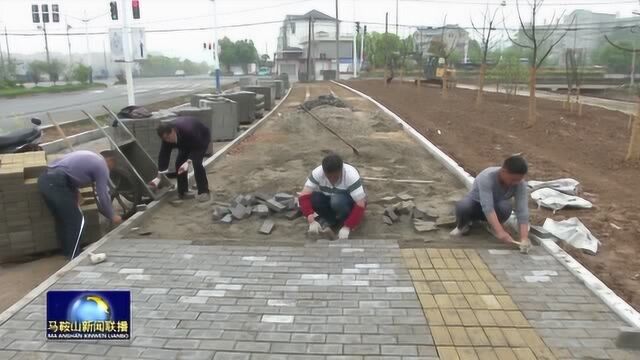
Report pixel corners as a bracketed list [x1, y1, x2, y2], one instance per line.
[197, 193, 211, 203]
[449, 225, 470, 237]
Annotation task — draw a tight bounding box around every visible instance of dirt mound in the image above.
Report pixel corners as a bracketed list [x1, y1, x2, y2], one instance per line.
[302, 94, 347, 110]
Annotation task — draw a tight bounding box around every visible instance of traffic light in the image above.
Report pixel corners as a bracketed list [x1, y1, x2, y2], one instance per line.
[41, 4, 49, 23]
[203, 42, 207, 49]
[132, 0, 140, 19]
[208, 43, 212, 50]
[31, 4, 40, 23]
[356, 21, 360, 34]
[110, 1, 118, 20]
[52, 4, 59, 23]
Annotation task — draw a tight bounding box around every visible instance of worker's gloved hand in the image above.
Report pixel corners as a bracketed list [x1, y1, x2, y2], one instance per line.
[112, 215, 123, 226]
[149, 176, 161, 189]
[177, 160, 191, 175]
[308, 221, 322, 235]
[338, 226, 350, 240]
[497, 231, 516, 245]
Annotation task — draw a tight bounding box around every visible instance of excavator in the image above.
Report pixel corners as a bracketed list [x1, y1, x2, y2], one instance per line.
[416, 55, 456, 88]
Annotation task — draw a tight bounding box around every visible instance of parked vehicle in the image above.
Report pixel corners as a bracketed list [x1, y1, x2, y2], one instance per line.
[174, 69, 186, 77]
[0, 118, 43, 154]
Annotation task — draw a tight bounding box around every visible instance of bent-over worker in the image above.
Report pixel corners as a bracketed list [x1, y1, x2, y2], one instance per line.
[451, 155, 530, 249]
[38, 150, 122, 260]
[150, 116, 211, 202]
[298, 154, 366, 240]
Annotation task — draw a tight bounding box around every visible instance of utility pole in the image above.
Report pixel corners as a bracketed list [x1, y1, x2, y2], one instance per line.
[211, 0, 221, 92]
[0, 35, 5, 79]
[4, 26, 11, 66]
[120, 0, 135, 105]
[352, 23, 357, 78]
[307, 16, 312, 81]
[40, 17, 51, 69]
[395, 0, 398, 35]
[632, 46, 637, 88]
[103, 39, 109, 77]
[360, 25, 365, 71]
[65, 18, 72, 69]
[83, 11, 92, 83]
[335, 0, 340, 79]
[385, 12, 388, 34]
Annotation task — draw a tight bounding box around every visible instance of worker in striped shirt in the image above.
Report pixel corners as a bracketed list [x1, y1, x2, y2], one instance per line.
[298, 154, 366, 240]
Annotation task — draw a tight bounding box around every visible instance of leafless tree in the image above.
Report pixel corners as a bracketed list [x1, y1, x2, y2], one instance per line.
[605, 35, 640, 161]
[430, 16, 459, 98]
[471, 5, 501, 105]
[506, 0, 572, 127]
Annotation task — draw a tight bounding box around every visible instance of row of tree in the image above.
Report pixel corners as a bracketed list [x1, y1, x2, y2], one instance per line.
[218, 37, 259, 73]
[139, 55, 210, 77]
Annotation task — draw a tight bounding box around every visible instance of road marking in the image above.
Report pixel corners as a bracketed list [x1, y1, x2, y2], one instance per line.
[160, 89, 194, 95]
[90, 90, 104, 94]
[305, 86, 310, 100]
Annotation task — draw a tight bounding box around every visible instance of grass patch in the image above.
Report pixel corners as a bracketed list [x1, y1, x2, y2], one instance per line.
[0, 83, 107, 98]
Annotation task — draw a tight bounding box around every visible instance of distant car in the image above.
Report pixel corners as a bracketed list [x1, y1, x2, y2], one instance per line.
[175, 70, 185, 77]
[258, 67, 270, 76]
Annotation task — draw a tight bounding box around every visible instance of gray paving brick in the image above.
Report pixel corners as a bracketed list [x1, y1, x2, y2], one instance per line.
[46, 353, 85, 360]
[132, 336, 167, 347]
[199, 340, 237, 350]
[291, 333, 326, 343]
[256, 332, 292, 342]
[307, 343, 343, 354]
[165, 338, 201, 349]
[177, 349, 215, 359]
[71, 343, 110, 355]
[106, 345, 147, 357]
[381, 345, 418, 356]
[235, 341, 271, 352]
[345, 344, 380, 355]
[213, 352, 251, 360]
[271, 342, 308, 354]
[397, 335, 433, 345]
[5, 340, 44, 351]
[39, 342, 76, 352]
[327, 334, 362, 344]
[345, 325, 378, 334]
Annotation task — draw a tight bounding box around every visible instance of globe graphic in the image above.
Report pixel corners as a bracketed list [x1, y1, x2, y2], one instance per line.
[68, 295, 112, 322]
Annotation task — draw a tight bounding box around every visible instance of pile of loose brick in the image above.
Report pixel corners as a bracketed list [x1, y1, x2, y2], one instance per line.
[211, 192, 301, 235]
[0, 152, 101, 261]
[382, 192, 457, 233]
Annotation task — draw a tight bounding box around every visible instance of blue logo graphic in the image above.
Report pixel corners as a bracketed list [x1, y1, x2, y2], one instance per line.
[46, 290, 131, 340]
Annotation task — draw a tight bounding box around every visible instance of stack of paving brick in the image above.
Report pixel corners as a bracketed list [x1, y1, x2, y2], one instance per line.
[198, 97, 239, 142]
[381, 192, 456, 233]
[258, 79, 284, 99]
[119, 112, 178, 165]
[241, 85, 274, 111]
[0, 152, 100, 260]
[212, 192, 301, 235]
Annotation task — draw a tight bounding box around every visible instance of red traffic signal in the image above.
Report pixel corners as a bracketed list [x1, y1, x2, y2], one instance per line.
[132, 0, 140, 19]
[110, 1, 118, 20]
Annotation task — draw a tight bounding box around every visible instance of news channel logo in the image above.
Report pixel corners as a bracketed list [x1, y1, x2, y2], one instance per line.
[46, 290, 131, 340]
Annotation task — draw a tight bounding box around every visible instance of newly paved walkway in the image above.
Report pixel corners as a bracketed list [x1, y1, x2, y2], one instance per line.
[0, 238, 638, 360]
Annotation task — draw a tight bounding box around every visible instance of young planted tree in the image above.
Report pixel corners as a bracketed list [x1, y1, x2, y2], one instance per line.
[604, 35, 640, 161]
[399, 36, 414, 82]
[471, 5, 500, 105]
[429, 18, 459, 98]
[507, 0, 572, 127]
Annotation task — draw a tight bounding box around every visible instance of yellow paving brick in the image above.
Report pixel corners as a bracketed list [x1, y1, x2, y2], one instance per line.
[458, 258, 475, 269]
[434, 294, 455, 308]
[512, 348, 537, 360]
[425, 308, 445, 326]
[518, 328, 556, 360]
[409, 269, 425, 281]
[464, 294, 487, 310]
[450, 294, 471, 309]
[431, 326, 454, 346]
[484, 328, 508, 347]
[427, 249, 442, 259]
[448, 327, 472, 346]
[414, 248, 428, 258]
[404, 258, 420, 269]
[452, 249, 467, 259]
[550, 347, 571, 358]
[436, 269, 455, 281]
[506, 311, 530, 328]
[501, 328, 528, 348]
[400, 249, 415, 258]
[457, 347, 479, 360]
[471, 260, 488, 271]
[444, 257, 461, 269]
[486, 281, 507, 295]
[477, 269, 497, 282]
[457, 309, 480, 326]
[423, 269, 440, 281]
[489, 310, 514, 327]
[432, 257, 448, 269]
[458, 281, 476, 294]
[475, 348, 499, 360]
[474, 310, 497, 326]
[466, 327, 491, 346]
[418, 293, 438, 308]
[496, 296, 519, 311]
[471, 281, 491, 294]
[480, 295, 503, 310]
[438, 346, 461, 360]
[415, 282, 431, 294]
[462, 269, 482, 281]
[449, 269, 467, 281]
[417, 256, 434, 269]
[440, 248, 455, 258]
[494, 347, 518, 360]
[441, 309, 463, 326]
[443, 281, 462, 294]
[463, 249, 479, 258]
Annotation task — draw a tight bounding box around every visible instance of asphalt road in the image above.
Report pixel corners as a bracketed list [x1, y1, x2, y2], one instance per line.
[0, 75, 237, 128]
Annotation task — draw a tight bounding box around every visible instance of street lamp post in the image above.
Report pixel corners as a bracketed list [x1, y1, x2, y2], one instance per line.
[210, 0, 221, 92]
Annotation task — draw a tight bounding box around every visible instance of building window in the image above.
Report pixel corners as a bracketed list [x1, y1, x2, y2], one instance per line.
[320, 53, 327, 60]
[291, 22, 296, 34]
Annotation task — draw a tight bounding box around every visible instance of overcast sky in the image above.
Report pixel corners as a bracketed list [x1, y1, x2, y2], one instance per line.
[0, 0, 636, 65]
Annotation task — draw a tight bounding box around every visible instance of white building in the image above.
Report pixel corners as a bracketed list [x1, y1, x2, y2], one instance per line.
[414, 25, 470, 62]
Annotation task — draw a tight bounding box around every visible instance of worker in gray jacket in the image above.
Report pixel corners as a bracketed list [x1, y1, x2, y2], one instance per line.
[450, 155, 530, 249]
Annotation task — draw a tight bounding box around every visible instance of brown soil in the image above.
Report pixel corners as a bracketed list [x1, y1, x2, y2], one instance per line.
[345, 79, 640, 311]
[135, 82, 512, 249]
[0, 255, 66, 312]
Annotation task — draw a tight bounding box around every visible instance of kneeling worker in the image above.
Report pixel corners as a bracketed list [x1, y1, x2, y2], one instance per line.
[298, 154, 366, 240]
[38, 150, 122, 260]
[150, 116, 211, 202]
[451, 155, 531, 249]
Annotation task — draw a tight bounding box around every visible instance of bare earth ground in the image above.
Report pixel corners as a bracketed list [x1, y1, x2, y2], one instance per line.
[134, 82, 511, 250]
[345, 79, 640, 311]
[0, 256, 66, 312]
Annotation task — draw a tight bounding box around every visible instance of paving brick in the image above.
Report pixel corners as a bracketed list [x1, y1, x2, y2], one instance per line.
[380, 345, 418, 356]
[430, 327, 453, 346]
[199, 340, 237, 350]
[344, 344, 380, 355]
[307, 343, 343, 354]
[235, 341, 271, 352]
[214, 352, 251, 360]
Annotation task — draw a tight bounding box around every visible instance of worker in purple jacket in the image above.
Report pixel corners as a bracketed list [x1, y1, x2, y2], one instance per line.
[38, 150, 122, 260]
[150, 116, 211, 202]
